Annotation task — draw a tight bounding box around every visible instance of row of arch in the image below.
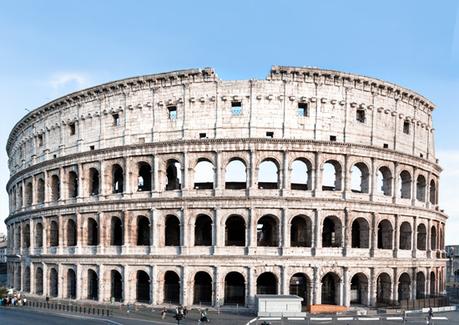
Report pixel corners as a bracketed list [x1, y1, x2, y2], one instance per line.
[9, 156, 438, 211]
[12, 266, 443, 307]
[11, 214, 445, 252]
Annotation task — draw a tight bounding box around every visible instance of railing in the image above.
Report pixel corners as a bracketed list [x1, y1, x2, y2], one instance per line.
[26, 298, 112, 317]
[376, 295, 449, 310]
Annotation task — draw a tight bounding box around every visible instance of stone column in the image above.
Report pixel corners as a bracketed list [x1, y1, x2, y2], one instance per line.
[77, 163, 84, 199]
[153, 155, 160, 193]
[343, 155, 351, 198]
[181, 266, 189, 306]
[411, 268, 417, 300]
[343, 208, 350, 256]
[412, 216, 417, 258]
[427, 218, 432, 258]
[247, 208, 256, 250]
[215, 151, 224, 194]
[30, 264, 35, 295]
[31, 176, 37, 206]
[124, 157, 132, 196]
[426, 267, 431, 296]
[248, 149, 256, 193]
[151, 265, 157, 305]
[313, 152, 322, 197]
[58, 215, 64, 253]
[393, 162, 399, 204]
[248, 267, 256, 307]
[393, 214, 399, 258]
[180, 208, 188, 254]
[313, 209, 321, 255]
[313, 266, 321, 304]
[342, 267, 349, 307]
[214, 208, 224, 253]
[151, 208, 159, 250]
[392, 268, 398, 302]
[282, 208, 289, 251]
[281, 150, 289, 195]
[214, 267, 223, 307]
[370, 212, 377, 257]
[182, 152, 189, 193]
[369, 157, 375, 201]
[411, 167, 417, 206]
[98, 264, 105, 303]
[76, 264, 82, 300]
[42, 263, 49, 298]
[369, 268, 377, 307]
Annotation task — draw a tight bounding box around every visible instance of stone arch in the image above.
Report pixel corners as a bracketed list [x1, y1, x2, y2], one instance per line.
[49, 267, 58, 298]
[15, 264, 21, 290]
[112, 164, 124, 193]
[257, 272, 278, 294]
[351, 162, 370, 193]
[322, 160, 342, 191]
[225, 158, 247, 190]
[225, 215, 246, 246]
[224, 272, 245, 305]
[351, 217, 370, 248]
[399, 221, 412, 250]
[289, 273, 311, 307]
[89, 167, 100, 196]
[137, 215, 150, 246]
[66, 219, 77, 246]
[417, 223, 427, 251]
[136, 270, 151, 303]
[321, 272, 340, 305]
[137, 161, 152, 192]
[416, 271, 426, 298]
[430, 271, 436, 295]
[87, 269, 99, 300]
[258, 158, 280, 189]
[322, 216, 342, 247]
[398, 272, 411, 301]
[194, 159, 215, 190]
[35, 222, 43, 248]
[165, 215, 180, 246]
[195, 214, 212, 246]
[257, 215, 279, 247]
[291, 158, 312, 191]
[430, 179, 437, 205]
[165, 159, 182, 190]
[87, 217, 99, 246]
[164, 270, 180, 304]
[110, 216, 123, 246]
[35, 266, 43, 295]
[376, 272, 392, 305]
[350, 273, 369, 305]
[24, 266, 31, 292]
[431, 226, 437, 250]
[67, 268, 77, 299]
[37, 177, 45, 203]
[111, 269, 123, 302]
[25, 181, 33, 206]
[399, 170, 412, 199]
[51, 174, 60, 201]
[290, 215, 312, 247]
[68, 171, 78, 198]
[15, 225, 21, 250]
[193, 271, 212, 305]
[416, 174, 426, 202]
[49, 220, 59, 247]
[377, 219, 393, 249]
[23, 224, 30, 248]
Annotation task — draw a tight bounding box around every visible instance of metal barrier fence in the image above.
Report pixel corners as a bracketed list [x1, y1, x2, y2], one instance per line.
[26, 299, 112, 317]
[376, 295, 449, 310]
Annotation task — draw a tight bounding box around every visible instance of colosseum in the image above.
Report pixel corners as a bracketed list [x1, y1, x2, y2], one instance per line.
[5, 66, 447, 310]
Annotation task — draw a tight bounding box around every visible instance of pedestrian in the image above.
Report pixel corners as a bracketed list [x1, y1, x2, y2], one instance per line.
[161, 307, 167, 319]
[45, 295, 49, 304]
[23, 297, 27, 306]
[183, 306, 188, 318]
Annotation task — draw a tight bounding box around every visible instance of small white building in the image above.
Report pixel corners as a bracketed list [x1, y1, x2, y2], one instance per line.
[257, 295, 305, 317]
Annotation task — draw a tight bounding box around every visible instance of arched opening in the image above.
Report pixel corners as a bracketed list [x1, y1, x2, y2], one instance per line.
[35, 267, 43, 295]
[51, 175, 60, 201]
[49, 220, 59, 247]
[165, 215, 180, 246]
[193, 271, 212, 305]
[224, 272, 245, 305]
[430, 272, 436, 295]
[399, 222, 412, 250]
[350, 273, 369, 305]
[289, 273, 310, 307]
[416, 272, 426, 298]
[398, 273, 411, 301]
[49, 268, 58, 298]
[24, 266, 30, 292]
[195, 214, 212, 246]
[111, 217, 123, 246]
[257, 272, 278, 294]
[67, 269, 76, 299]
[87, 269, 98, 300]
[164, 271, 180, 304]
[66, 219, 77, 246]
[112, 164, 124, 193]
[15, 265, 21, 290]
[322, 160, 342, 191]
[17, 184, 23, 209]
[321, 272, 340, 305]
[258, 159, 279, 189]
[417, 224, 427, 251]
[377, 220, 393, 249]
[87, 218, 99, 246]
[429, 180, 437, 205]
[399, 171, 412, 199]
[137, 216, 150, 246]
[351, 163, 369, 193]
[290, 215, 312, 247]
[37, 178, 45, 203]
[136, 270, 150, 303]
[440, 228, 444, 249]
[225, 215, 246, 246]
[431, 226, 437, 250]
[25, 182, 33, 206]
[351, 218, 370, 248]
[322, 216, 342, 247]
[35, 223, 43, 248]
[111, 270, 123, 302]
[68, 171, 78, 198]
[194, 159, 215, 189]
[15, 225, 21, 250]
[225, 159, 247, 189]
[137, 162, 152, 192]
[376, 273, 391, 305]
[257, 215, 279, 247]
[166, 160, 182, 190]
[376, 167, 392, 196]
[291, 159, 312, 190]
[89, 168, 100, 196]
[23, 224, 30, 248]
[416, 175, 426, 202]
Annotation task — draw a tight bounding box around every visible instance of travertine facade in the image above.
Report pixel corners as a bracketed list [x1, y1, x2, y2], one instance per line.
[5, 66, 447, 308]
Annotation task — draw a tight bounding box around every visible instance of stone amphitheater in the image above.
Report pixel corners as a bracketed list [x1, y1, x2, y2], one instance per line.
[4, 66, 447, 309]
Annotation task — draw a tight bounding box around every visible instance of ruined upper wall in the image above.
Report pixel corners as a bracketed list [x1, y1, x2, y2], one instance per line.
[6, 66, 437, 175]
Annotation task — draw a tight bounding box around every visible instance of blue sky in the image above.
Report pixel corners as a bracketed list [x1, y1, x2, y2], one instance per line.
[0, 0, 458, 242]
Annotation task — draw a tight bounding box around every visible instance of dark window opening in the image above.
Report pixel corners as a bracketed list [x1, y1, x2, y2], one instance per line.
[195, 214, 212, 246]
[167, 106, 177, 120]
[67, 269, 76, 299]
[23, 224, 30, 248]
[111, 270, 123, 302]
[112, 164, 124, 194]
[377, 220, 393, 249]
[417, 224, 427, 251]
[87, 269, 98, 300]
[231, 101, 242, 116]
[289, 273, 310, 307]
[225, 215, 246, 246]
[166, 160, 182, 190]
[399, 222, 412, 250]
[257, 215, 279, 247]
[398, 273, 411, 301]
[351, 218, 370, 248]
[266, 131, 274, 138]
[112, 113, 120, 126]
[193, 272, 212, 305]
[400, 171, 412, 199]
[321, 273, 339, 305]
[290, 215, 312, 247]
[164, 271, 180, 304]
[37, 178, 45, 203]
[322, 216, 342, 248]
[403, 120, 410, 134]
[66, 219, 77, 247]
[136, 271, 150, 303]
[416, 272, 426, 298]
[51, 175, 60, 201]
[356, 109, 366, 123]
[49, 221, 59, 247]
[383, 143, 389, 149]
[69, 123, 76, 136]
[111, 217, 123, 246]
[199, 133, 207, 139]
[350, 273, 368, 305]
[298, 102, 308, 117]
[330, 135, 337, 141]
[137, 162, 152, 192]
[376, 273, 391, 305]
[165, 215, 180, 246]
[224, 272, 245, 305]
[87, 218, 99, 246]
[257, 272, 278, 295]
[35, 267, 43, 295]
[24, 267, 31, 292]
[68, 171, 78, 198]
[38, 135, 43, 147]
[431, 226, 437, 250]
[35, 223, 43, 248]
[90, 145, 95, 151]
[49, 268, 58, 298]
[137, 216, 150, 246]
[89, 168, 100, 196]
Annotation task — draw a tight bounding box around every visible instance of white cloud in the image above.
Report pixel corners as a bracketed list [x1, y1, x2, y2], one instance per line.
[49, 72, 92, 97]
